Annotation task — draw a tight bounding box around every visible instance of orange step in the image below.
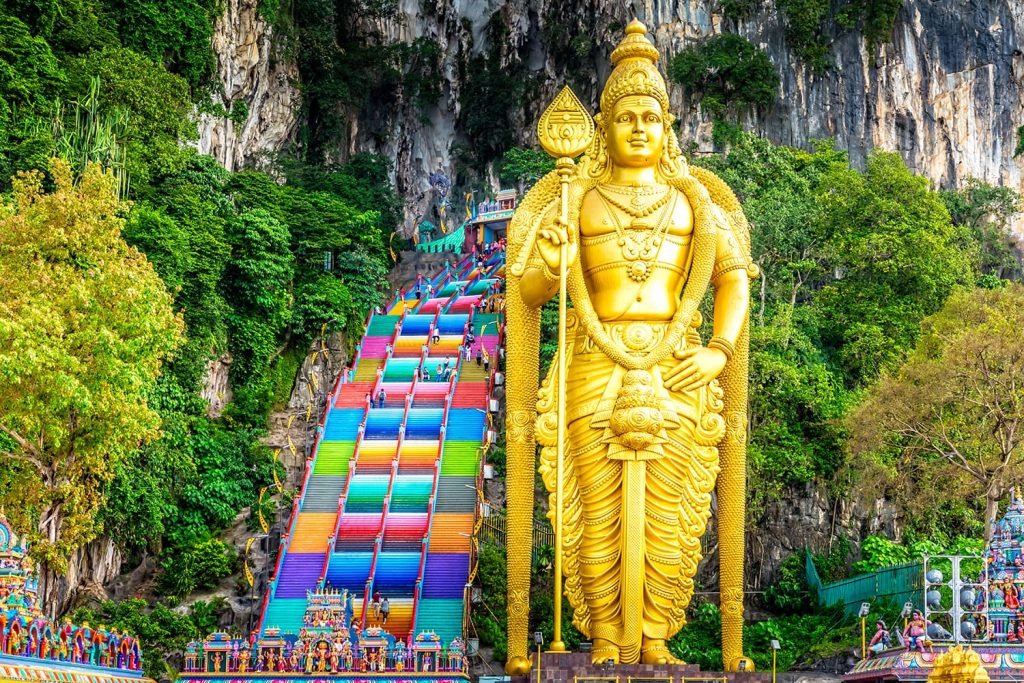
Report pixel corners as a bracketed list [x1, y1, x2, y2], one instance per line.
[288, 513, 337, 552]
[426, 514, 474, 552]
[357, 597, 415, 637]
[358, 440, 398, 470]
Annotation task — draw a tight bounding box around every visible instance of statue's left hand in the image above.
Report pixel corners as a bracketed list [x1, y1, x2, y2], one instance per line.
[663, 346, 727, 393]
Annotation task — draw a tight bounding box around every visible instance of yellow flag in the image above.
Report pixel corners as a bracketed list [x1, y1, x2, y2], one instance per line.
[272, 448, 283, 494]
[258, 487, 269, 533]
[465, 192, 472, 220]
[243, 537, 256, 587]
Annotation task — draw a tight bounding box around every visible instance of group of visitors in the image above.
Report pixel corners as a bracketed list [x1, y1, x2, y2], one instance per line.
[371, 591, 391, 625]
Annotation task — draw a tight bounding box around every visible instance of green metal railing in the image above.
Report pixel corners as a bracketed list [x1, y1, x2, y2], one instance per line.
[806, 550, 923, 616]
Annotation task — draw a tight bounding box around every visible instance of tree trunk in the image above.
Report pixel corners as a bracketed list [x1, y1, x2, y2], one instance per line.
[985, 489, 1001, 542]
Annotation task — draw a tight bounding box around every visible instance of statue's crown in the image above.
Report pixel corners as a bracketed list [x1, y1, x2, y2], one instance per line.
[600, 19, 670, 117]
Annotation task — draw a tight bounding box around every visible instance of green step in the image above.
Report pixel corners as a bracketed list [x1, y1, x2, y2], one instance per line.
[414, 598, 464, 643]
[263, 598, 307, 635]
[383, 357, 421, 381]
[367, 316, 401, 336]
[440, 441, 481, 476]
[346, 476, 389, 512]
[314, 441, 354, 476]
[473, 313, 499, 330]
[392, 477, 433, 511]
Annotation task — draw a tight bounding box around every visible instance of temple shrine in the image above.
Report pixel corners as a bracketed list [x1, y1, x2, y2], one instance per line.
[0, 516, 148, 683]
[180, 586, 468, 680]
[847, 493, 1024, 682]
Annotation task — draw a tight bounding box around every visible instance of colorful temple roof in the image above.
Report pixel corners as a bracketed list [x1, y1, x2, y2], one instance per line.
[0, 516, 147, 683]
[179, 586, 468, 680]
[846, 492, 1024, 682]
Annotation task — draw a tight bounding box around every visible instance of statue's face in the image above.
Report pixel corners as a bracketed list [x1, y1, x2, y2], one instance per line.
[606, 95, 666, 169]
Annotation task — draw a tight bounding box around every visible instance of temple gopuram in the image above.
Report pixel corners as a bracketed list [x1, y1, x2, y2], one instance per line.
[0, 516, 148, 683]
[846, 493, 1024, 682]
[180, 586, 468, 681]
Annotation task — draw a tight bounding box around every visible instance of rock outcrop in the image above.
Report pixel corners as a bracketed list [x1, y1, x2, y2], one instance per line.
[202, 0, 1022, 232]
[196, 0, 301, 171]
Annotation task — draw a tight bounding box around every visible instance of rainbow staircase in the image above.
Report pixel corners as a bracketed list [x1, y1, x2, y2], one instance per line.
[259, 250, 503, 646]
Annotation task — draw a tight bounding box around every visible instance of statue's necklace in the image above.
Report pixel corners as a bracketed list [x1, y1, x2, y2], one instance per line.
[596, 190, 676, 283]
[595, 184, 672, 218]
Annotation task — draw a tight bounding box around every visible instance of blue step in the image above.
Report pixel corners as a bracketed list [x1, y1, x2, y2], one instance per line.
[444, 409, 486, 441]
[324, 409, 364, 440]
[437, 315, 469, 335]
[325, 551, 373, 591]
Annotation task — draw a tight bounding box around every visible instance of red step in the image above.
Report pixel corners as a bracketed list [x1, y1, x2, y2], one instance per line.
[452, 383, 487, 408]
[336, 381, 375, 408]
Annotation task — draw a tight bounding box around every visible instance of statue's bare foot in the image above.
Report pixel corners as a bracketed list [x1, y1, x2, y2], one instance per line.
[641, 640, 685, 665]
[591, 639, 620, 665]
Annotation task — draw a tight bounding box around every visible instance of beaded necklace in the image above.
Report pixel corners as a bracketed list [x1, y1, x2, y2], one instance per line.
[595, 190, 677, 283]
[595, 184, 672, 220]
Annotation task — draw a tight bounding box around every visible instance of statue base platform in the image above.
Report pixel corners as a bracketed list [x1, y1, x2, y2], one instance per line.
[519, 651, 772, 683]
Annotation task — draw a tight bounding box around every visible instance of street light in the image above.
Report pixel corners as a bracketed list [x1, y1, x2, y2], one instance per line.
[533, 631, 544, 683]
[859, 602, 872, 658]
[770, 639, 781, 683]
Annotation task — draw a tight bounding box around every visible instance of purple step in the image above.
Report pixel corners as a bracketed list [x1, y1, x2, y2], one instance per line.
[275, 553, 323, 598]
[421, 553, 469, 598]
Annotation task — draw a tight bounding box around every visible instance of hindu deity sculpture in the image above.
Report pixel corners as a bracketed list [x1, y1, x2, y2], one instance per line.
[505, 19, 754, 670]
[904, 611, 932, 652]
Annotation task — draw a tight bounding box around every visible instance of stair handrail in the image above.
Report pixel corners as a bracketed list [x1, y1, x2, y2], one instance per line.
[410, 311, 467, 634]
[319, 418, 364, 586]
[271, 379, 338, 589]
[361, 372, 413, 630]
[260, 364, 345, 630]
[369, 309, 406, 405]
[319, 363, 375, 585]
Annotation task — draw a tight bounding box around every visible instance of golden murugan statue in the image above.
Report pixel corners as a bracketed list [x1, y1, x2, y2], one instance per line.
[504, 20, 757, 671]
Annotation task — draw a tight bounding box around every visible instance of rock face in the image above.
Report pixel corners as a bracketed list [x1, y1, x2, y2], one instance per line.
[41, 538, 123, 618]
[200, 0, 1022, 232]
[196, 0, 301, 171]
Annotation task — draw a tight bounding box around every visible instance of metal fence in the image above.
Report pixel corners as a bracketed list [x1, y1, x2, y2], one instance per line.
[477, 513, 554, 555]
[806, 550, 923, 617]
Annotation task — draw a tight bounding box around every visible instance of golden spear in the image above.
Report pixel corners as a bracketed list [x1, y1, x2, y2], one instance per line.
[535, 85, 594, 653]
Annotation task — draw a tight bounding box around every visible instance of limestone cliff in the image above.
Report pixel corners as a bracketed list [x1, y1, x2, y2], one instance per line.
[196, 0, 301, 171]
[200, 0, 1022, 231]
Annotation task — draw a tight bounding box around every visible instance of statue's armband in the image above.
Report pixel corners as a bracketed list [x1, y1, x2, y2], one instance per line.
[710, 213, 750, 287]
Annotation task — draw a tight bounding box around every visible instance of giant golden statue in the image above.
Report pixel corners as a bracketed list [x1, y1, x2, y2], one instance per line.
[503, 20, 757, 672]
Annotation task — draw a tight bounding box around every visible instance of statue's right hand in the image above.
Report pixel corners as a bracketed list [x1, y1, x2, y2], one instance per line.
[536, 217, 577, 275]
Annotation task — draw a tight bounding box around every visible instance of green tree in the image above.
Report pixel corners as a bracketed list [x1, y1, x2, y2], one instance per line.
[498, 146, 556, 191]
[0, 13, 66, 182]
[668, 32, 779, 115]
[64, 46, 196, 189]
[98, 0, 218, 89]
[72, 598, 199, 679]
[0, 160, 182, 601]
[223, 209, 295, 424]
[815, 152, 976, 385]
[848, 285, 1024, 540]
[941, 178, 1022, 280]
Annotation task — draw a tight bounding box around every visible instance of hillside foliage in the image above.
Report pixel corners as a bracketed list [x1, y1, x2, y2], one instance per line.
[0, 0, 401, 604]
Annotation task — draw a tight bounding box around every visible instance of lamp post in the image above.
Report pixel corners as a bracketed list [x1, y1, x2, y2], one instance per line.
[770, 639, 781, 683]
[859, 602, 872, 659]
[533, 632, 544, 683]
